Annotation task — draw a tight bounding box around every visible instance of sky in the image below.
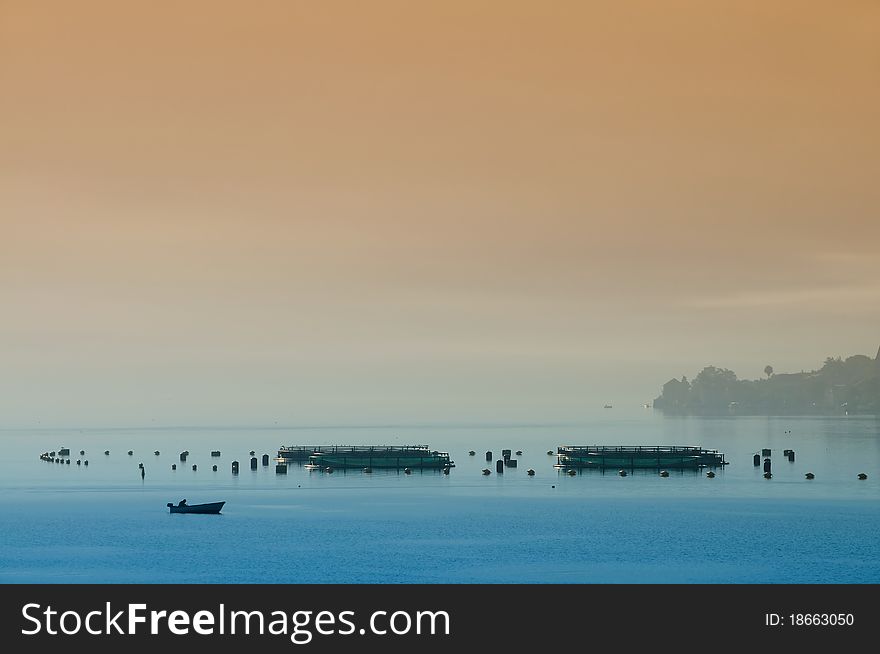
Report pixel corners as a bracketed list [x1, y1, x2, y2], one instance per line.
[1, 1, 879, 427]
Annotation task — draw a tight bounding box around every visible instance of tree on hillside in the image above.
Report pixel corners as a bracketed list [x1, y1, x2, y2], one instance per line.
[688, 366, 740, 410]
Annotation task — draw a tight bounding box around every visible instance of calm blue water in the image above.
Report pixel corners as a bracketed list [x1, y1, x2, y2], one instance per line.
[1, 410, 879, 583]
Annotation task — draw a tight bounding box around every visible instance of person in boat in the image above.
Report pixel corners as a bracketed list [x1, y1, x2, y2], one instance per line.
[178, 499, 187, 507]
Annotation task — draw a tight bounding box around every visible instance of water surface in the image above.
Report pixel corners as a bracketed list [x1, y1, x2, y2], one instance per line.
[2, 411, 878, 583]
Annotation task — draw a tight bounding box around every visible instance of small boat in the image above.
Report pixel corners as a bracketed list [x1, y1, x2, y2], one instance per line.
[167, 501, 225, 514]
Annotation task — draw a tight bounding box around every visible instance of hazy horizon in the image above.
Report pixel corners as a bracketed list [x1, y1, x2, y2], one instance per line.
[2, 1, 879, 428]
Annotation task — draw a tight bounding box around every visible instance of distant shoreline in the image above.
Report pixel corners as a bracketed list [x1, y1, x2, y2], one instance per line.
[653, 348, 880, 417]
[654, 408, 880, 418]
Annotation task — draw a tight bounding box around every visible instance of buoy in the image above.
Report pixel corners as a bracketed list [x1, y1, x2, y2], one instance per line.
[753, 454, 760, 466]
[706, 471, 715, 478]
[231, 461, 240, 474]
[496, 460, 504, 474]
[468, 451, 476, 456]
[172, 464, 176, 470]
[79, 450, 85, 455]
[262, 454, 270, 466]
[127, 450, 133, 456]
[154, 450, 160, 456]
[76, 460, 81, 465]
[805, 473, 815, 480]
[618, 470, 627, 477]
[363, 467, 373, 473]
[858, 473, 867, 480]
[104, 450, 110, 455]
[659, 470, 669, 477]
[250, 457, 258, 470]
[551, 485, 555, 488]
[764, 472, 772, 479]
[180, 452, 188, 462]
[527, 469, 535, 476]
[249, 450, 255, 456]
[212, 465, 217, 472]
[192, 464, 197, 471]
[485, 451, 493, 461]
[482, 469, 491, 475]
[138, 462, 144, 469]
[84, 460, 88, 466]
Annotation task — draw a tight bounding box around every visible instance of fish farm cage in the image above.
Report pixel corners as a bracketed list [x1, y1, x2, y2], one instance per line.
[277, 445, 454, 470]
[554, 445, 728, 470]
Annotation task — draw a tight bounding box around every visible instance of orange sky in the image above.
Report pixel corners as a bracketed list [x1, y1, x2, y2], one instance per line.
[2, 1, 879, 425]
